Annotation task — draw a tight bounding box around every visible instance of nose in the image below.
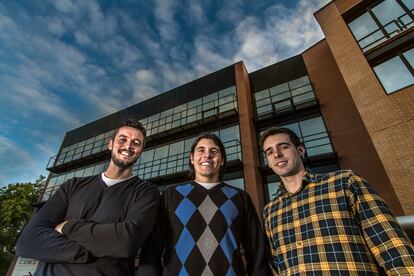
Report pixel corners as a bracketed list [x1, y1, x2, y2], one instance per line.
[125, 140, 133, 150]
[274, 148, 283, 158]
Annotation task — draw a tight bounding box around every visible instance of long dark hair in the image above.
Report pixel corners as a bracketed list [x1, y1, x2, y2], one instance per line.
[188, 132, 227, 181]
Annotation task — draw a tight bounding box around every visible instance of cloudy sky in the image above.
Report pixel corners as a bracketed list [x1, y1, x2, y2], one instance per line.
[0, 0, 329, 186]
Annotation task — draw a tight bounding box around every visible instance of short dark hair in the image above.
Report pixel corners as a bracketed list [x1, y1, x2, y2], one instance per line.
[112, 119, 147, 141]
[260, 127, 302, 149]
[188, 132, 227, 181]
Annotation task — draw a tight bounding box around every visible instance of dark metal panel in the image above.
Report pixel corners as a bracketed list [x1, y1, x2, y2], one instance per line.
[249, 55, 308, 93]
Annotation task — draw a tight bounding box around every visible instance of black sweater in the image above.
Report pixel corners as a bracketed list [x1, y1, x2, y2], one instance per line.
[16, 174, 159, 276]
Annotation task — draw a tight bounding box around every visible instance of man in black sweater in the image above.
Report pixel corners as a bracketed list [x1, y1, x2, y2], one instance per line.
[16, 119, 160, 276]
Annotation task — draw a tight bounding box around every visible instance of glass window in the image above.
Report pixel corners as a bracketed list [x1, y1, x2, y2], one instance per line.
[160, 108, 173, 118]
[185, 137, 195, 152]
[219, 125, 240, 143]
[348, 12, 379, 40]
[154, 145, 169, 160]
[299, 117, 325, 137]
[289, 75, 310, 89]
[94, 163, 106, 174]
[219, 86, 236, 97]
[267, 181, 280, 201]
[169, 141, 184, 156]
[403, 48, 414, 68]
[372, 0, 405, 26]
[401, 0, 414, 9]
[255, 90, 269, 101]
[140, 149, 154, 164]
[203, 92, 218, 104]
[373, 55, 414, 93]
[226, 178, 245, 190]
[270, 83, 289, 95]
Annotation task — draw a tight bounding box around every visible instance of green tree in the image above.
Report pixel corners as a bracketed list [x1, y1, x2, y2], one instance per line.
[0, 176, 45, 275]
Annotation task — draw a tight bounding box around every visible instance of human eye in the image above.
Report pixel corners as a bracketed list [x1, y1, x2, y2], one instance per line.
[265, 150, 272, 156]
[132, 139, 142, 147]
[118, 137, 127, 144]
[211, 148, 219, 154]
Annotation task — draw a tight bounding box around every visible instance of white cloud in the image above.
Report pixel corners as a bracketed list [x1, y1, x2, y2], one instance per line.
[191, 35, 233, 75]
[154, 0, 178, 42]
[47, 17, 65, 37]
[232, 0, 328, 71]
[135, 69, 158, 86]
[216, 0, 244, 25]
[186, 0, 207, 25]
[54, 0, 75, 14]
[74, 30, 92, 45]
[0, 135, 45, 186]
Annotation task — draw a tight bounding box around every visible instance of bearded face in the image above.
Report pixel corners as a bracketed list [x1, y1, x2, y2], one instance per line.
[108, 126, 145, 170]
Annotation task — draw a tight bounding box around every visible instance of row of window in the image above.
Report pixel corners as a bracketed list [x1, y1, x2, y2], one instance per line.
[45, 115, 334, 204]
[254, 75, 316, 117]
[54, 129, 115, 167]
[51, 86, 237, 168]
[260, 116, 334, 165]
[140, 86, 237, 137]
[134, 125, 241, 180]
[43, 125, 241, 201]
[348, 0, 413, 52]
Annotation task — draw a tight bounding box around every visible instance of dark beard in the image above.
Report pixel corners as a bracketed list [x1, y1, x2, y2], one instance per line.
[111, 150, 138, 169]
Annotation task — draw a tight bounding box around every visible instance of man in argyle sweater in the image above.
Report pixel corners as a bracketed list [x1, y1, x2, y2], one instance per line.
[139, 132, 270, 275]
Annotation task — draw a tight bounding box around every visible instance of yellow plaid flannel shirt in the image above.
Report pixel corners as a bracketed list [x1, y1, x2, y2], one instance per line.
[263, 170, 414, 275]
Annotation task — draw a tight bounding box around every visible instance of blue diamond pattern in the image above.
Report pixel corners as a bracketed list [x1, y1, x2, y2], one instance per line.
[178, 267, 189, 276]
[176, 197, 196, 225]
[176, 184, 193, 197]
[175, 228, 195, 264]
[220, 228, 237, 263]
[220, 200, 238, 225]
[226, 267, 237, 276]
[221, 185, 237, 199]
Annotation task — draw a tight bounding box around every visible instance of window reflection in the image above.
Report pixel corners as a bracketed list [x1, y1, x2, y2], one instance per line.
[347, 0, 414, 52]
[254, 75, 316, 117]
[372, 0, 405, 26]
[260, 116, 333, 165]
[135, 125, 241, 179]
[373, 49, 414, 93]
[226, 178, 245, 190]
[403, 48, 414, 68]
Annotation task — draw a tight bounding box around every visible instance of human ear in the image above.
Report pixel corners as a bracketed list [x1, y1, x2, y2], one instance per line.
[190, 153, 194, 165]
[297, 145, 305, 157]
[108, 139, 114, 151]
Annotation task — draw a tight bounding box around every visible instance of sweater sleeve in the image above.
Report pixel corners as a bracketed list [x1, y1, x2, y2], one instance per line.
[241, 192, 271, 275]
[137, 195, 166, 276]
[15, 180, 92, 263]
[347, 173, 414, 274]
[61, 182, 160, 258]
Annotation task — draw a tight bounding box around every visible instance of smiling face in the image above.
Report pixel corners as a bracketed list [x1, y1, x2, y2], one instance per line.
[190, 138, 224, 183]
[108, 126, 144, 170]
[263, 133, 305, 178]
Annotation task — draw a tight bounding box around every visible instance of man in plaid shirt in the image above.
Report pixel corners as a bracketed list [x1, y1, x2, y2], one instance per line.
[261, 126, 414, 275]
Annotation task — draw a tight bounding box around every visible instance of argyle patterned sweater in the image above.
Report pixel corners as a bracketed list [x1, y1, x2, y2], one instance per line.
[138, 181, 270, 276]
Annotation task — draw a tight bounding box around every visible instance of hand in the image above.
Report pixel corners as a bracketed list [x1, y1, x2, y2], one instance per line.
[55, 221, 68, 234]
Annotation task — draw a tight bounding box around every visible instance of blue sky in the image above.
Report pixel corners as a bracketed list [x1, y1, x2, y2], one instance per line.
[0, 0, 328, 186]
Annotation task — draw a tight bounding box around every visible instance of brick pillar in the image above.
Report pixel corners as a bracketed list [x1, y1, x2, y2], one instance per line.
[234, 62, 265, 215]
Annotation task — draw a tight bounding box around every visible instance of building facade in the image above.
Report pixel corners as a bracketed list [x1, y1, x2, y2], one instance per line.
[9, 0, 414, 274]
